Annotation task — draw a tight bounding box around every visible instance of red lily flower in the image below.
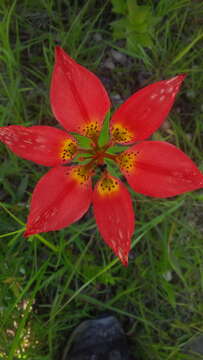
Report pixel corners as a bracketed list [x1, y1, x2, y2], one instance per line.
[1, 47, 203, 265]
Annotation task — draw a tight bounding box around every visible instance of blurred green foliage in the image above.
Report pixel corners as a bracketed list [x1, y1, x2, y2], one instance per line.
[111, 0, 156, 54]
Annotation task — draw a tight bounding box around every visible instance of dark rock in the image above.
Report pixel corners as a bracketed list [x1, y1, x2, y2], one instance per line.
[183, 334, 203, 356]
[111, 50, 127, 65]
[62, 316, 131, 360]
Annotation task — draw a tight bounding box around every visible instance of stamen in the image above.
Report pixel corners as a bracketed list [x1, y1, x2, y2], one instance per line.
[70, 166, 91, 185]
[116, 151, 137, 173]
[97, 176, 119, 196]
[81, 121, 100, 138]
[60, 138, 77, 161]
[111, 123, 133, 143]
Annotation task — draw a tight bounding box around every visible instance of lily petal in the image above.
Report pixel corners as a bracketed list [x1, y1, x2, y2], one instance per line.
[93, 174, 135, 265]
[24, 166, 92, 236]
[0, 125, 77, 166]
[117, 141, 203, 198]
[110, 75, 186, 144]
[50, 46, 111, 138]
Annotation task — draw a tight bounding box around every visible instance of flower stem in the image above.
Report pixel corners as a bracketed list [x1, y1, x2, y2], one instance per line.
[103, 153, 117, 160]
[78, 148, 93, 154]
[35, 234, 59, 252]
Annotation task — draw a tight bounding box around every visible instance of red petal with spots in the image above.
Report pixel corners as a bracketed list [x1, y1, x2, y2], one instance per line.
[119, 141, 203, 198]
[0, 125, 77, 166]
[24, 166, 92, 236]
[50, 46, 110, 134]
[93, 175, 135, 266]
[110, 75, 186, 144]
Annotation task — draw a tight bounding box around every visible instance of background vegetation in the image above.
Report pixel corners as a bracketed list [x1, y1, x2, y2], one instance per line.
[0, 0, 203, 359]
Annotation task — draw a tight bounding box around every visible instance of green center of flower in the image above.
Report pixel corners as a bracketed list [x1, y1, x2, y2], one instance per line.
[71, 122, 133, 183]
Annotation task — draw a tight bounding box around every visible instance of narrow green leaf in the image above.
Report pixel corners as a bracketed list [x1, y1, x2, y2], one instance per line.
[171, 32, 203, 65]
[71, 133, 91, 148]
[98, 112, 111, 146]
